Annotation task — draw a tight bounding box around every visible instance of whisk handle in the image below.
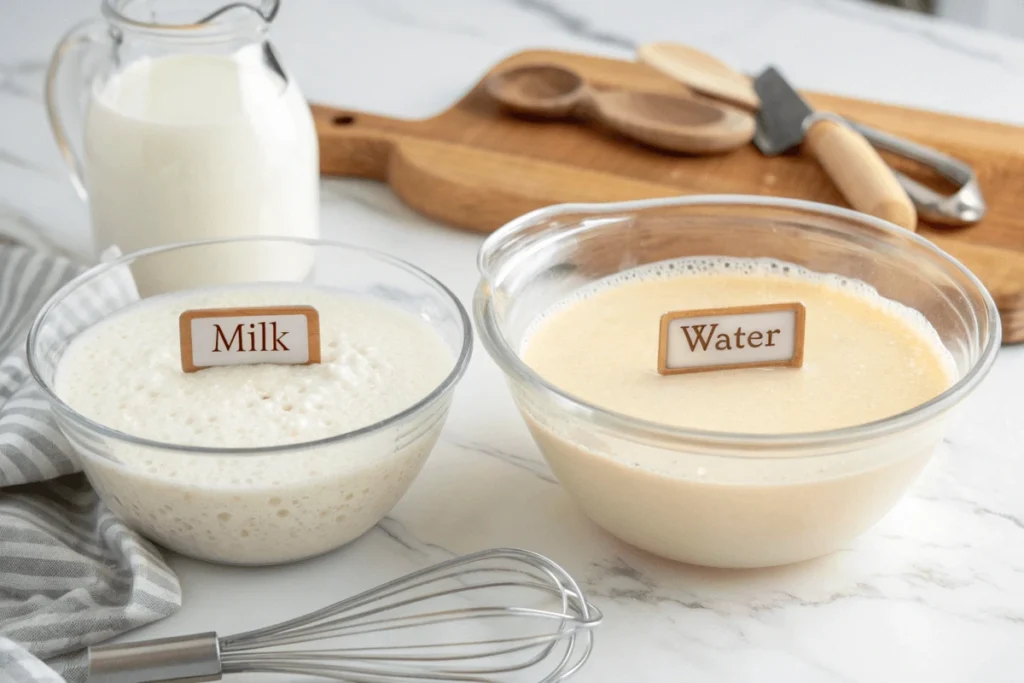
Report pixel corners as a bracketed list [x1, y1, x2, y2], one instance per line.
[88, 632, 222, 683]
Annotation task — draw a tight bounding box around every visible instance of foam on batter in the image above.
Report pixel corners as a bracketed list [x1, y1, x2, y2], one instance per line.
[522, 256, 956, 434]
[524, 256, 951, 361]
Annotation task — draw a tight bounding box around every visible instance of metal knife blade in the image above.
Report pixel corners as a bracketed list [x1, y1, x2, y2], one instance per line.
[752, 66, 814, 156]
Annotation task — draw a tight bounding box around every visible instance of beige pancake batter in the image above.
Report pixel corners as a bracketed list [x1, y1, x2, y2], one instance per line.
[523, 258, 954, 434]
[517, 257, 957, 567]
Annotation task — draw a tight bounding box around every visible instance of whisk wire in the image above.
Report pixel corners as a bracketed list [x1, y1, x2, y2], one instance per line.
[223, 565, 581, 649]
[222, 631, 591, 680]
[88, 548, 601, 683]
[222, 629, 575, 662]
[224, 605, 591, 652]
[228, 629, 595, 682]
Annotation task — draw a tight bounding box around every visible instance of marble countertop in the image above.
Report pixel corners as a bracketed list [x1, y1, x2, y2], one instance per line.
[4, 1, 1024, 681]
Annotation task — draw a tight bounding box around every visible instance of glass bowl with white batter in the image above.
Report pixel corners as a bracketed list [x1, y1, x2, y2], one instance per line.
[29, 237, 471, 565]
[475, 195, 1000, 569]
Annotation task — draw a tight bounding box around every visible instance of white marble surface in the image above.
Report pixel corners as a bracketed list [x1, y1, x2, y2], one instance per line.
[4, 1, 1024, 681]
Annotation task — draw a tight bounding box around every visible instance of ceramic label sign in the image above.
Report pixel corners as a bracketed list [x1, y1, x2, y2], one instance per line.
[179, 306, 321, 373]
[657, 302, 805, 375]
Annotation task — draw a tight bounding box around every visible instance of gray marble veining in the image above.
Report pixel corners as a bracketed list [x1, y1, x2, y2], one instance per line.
[501, 0, 638, 49]
[802, 0, 1020, 67]
[2, 1, 1023, 681]
[0, 60, 46, 102]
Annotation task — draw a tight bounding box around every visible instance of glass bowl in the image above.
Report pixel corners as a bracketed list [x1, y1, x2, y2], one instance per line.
[474, 195, 1000, 568]
[28, 237, 471, 565]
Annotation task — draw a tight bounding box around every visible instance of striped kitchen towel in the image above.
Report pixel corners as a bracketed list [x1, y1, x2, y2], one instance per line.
[0, 245, 181, 682]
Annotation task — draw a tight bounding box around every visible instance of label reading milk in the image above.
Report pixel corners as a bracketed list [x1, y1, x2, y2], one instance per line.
[179, 306, 321, 373]
[658, 303, 805, 375]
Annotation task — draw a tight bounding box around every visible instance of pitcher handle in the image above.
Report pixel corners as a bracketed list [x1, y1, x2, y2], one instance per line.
[45, 19, 113, 201]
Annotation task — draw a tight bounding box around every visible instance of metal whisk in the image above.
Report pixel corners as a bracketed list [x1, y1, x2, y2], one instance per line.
[88, 548, 602, 683]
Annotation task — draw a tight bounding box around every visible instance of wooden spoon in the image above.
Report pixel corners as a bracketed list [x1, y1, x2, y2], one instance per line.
[484, 63, 755, 155]
[637, 42, 760, 111]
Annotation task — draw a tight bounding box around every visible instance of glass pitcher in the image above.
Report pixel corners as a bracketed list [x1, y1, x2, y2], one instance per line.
[45, 0, 320, 265]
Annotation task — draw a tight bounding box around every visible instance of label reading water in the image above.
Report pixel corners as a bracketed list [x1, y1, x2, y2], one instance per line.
[657, 303, 805, 375]
[179, 306, 321, 373]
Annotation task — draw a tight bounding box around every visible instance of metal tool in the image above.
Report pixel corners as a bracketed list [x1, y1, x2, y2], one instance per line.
[753, 66, 917, 231]
[87, 548, 602, 683]
[638, 42, 986, 226]
[842, 119, 985, 226]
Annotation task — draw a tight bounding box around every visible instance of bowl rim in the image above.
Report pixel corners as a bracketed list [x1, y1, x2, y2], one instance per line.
[475, 194, 1002, 455]
[27, 235, 473, 456]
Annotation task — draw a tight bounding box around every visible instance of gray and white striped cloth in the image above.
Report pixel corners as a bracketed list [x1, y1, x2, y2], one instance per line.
[0, 245, 181, 683]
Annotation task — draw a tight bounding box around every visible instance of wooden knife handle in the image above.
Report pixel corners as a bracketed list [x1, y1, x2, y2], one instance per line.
[803, 118, 917, 231]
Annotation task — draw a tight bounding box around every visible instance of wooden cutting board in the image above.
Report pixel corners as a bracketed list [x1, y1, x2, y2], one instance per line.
[312, 49, 1024, 344]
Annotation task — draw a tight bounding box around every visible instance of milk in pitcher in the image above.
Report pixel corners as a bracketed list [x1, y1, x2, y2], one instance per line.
[83, 50, 319, 291]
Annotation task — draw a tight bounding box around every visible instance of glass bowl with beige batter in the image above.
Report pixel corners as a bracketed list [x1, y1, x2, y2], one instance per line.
[474, 195, 1000, 569]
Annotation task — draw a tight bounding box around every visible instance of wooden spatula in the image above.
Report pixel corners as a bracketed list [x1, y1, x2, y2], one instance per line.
[637, 42, 760, 112]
